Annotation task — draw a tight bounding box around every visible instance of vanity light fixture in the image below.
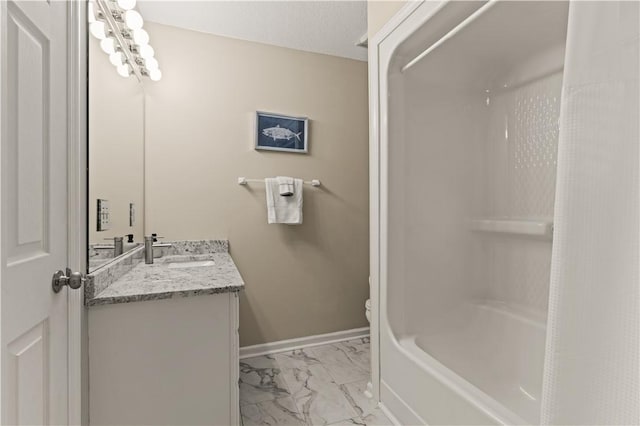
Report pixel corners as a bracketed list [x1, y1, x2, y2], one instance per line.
[117, 63, 132, 78]
[88, 0, 161, 81]
[132, 28, 150, 45]
[124, 10, 144, 30]
[137, 44, 154, 59]
[100, 37, 116, 54]
[89, 20, 107, 40]
[116, 0, 137, 11]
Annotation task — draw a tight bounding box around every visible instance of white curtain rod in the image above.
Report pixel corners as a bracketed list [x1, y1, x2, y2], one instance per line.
[401, 0, 497, 73]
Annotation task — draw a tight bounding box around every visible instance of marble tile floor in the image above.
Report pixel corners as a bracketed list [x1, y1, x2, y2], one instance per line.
[240, 337, 392, 426]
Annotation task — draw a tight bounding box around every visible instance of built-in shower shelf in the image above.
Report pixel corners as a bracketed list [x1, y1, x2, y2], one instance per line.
[470, 218, 553, 238]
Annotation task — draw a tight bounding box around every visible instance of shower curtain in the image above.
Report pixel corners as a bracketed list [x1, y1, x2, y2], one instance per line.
[541, 2, 639, 425]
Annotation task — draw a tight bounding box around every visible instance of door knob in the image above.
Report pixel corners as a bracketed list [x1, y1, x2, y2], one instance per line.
[52, 268, 85, 293]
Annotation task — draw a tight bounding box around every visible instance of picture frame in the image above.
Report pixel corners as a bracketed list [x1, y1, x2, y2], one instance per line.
[255, 111, 309, 154]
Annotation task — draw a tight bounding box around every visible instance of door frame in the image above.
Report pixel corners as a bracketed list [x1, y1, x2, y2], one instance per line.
[0, 0, 87, 423]
[67, 1, 88, 424]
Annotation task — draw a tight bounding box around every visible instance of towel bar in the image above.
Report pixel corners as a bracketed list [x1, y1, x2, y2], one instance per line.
[237, 177, 321, 187]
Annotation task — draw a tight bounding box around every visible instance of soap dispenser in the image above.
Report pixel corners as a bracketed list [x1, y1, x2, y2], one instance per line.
[123, 234, 136, 253]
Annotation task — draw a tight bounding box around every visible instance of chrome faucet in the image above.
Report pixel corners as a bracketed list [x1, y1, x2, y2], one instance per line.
[114, 236, 124, 256]
[144, 233, 173, 264]
[103, 236, 124, 256]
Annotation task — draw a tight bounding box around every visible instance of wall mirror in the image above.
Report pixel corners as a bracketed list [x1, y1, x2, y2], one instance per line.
[88, 35, 145, 272]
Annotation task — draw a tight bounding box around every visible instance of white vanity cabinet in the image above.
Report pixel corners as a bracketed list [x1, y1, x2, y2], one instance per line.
[88, 292, 240, 425]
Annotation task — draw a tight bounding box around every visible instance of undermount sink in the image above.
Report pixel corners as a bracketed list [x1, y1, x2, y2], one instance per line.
[167, 260, 215, 269]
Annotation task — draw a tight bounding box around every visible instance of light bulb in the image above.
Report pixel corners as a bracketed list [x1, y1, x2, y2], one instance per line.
[138, 44, 154, 59]
[109, 51, 124, 67]
[90, 21, 107, 40]
[124, 10, 143, 30]
[117, 63, 131, 78]
[88, 2, 96, 23]
[100, 38, 116, 54]
[132, 29, 149, 46]
[149, 69, 162, 81]
[144, 57, 158, 71]
[116, 0, 136, 11]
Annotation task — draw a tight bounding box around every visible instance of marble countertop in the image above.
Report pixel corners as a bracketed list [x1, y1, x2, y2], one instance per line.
[86, 241, 244, 306]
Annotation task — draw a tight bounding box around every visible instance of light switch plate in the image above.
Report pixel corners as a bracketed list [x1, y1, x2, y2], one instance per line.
[97, 199, 110, 231]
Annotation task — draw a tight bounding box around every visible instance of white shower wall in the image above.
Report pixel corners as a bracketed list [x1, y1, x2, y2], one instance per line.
[392, 65, 562, 424]
[394, 52, 563, 336]
[379, 2, 569, 423]
[392, 83, 487, 338]
[480, 71, 561, 312]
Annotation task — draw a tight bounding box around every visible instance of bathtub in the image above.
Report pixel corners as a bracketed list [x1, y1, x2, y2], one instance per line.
[379, 300, 548, 425]
[398, 301, 546, 424]
[371, 1, 569, 424]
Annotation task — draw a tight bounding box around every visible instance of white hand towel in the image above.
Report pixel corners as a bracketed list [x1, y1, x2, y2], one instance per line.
[265, 177, 303, 224]
[277, 176, 294, 197]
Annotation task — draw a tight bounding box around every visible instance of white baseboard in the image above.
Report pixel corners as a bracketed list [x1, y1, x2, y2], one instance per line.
[240, 327, 370, 359]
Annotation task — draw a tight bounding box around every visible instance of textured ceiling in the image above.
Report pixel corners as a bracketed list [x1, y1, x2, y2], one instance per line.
[137, 1, 368, 61]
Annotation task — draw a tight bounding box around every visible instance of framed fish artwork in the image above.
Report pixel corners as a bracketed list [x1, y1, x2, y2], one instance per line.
[255, 111, 309, 154]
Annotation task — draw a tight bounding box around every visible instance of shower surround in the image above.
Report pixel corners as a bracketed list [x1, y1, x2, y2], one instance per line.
[370, 1, 570, 424]
[370, 0, 640, 424]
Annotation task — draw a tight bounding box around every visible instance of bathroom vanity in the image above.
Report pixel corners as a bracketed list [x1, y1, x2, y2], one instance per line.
[85, 240, 243, 426]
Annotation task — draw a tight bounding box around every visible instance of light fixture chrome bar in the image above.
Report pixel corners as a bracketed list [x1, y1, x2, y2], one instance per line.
[95, 0, 142, 81]
[401, 0, 497, 73]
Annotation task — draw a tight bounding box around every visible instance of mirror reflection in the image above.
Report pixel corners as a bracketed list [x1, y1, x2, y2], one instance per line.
[88, 35, 145, 272]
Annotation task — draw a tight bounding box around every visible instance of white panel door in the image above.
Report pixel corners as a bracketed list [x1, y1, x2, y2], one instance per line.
[1, 0, 70, 424]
